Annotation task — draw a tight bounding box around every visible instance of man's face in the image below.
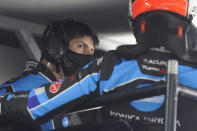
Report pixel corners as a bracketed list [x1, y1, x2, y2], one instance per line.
[68, 36, 95, 55]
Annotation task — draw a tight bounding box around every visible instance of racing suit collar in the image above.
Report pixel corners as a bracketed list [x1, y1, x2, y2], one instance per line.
[34, 62, 57, 81]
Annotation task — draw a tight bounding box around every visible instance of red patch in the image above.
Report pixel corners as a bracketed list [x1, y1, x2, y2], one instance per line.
[49, 79, 64, 93]
[70, 75, 75, 81]
[159, 68, 167, 74]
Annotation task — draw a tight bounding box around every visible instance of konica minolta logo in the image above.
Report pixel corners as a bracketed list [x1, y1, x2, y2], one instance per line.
[143, 59, 167, 66]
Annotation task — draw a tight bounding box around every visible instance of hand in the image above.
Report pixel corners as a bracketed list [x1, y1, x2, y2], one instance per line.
[0, 92, 27, 131]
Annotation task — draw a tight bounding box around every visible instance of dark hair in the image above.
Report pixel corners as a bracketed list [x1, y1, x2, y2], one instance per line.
[42, 18, 99, 50]
[61, 19, 99, 47]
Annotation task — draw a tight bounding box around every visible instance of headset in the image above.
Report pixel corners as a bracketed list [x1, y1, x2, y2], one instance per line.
[40, 19, 98, 75]
[40, 19, 72, 73]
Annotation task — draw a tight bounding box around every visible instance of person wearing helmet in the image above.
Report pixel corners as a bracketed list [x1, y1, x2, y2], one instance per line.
[0, 18, 99, 131]
[1, 0, 197, 131]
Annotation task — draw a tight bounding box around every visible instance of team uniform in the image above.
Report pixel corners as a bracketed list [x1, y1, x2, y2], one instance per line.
[0, 18, 99, 131]
[0, 60, 56, 96]
[1, 47, 197, 131]
[0, 60, 96, 131]
[0, 60, 70, 131]
[1, 1, 197, 131]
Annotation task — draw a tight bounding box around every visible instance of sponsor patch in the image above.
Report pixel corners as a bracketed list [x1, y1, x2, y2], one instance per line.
[159, 68, 167, 74]
[49, 78, 64, 93]
[109, 110, 181, 127]
[62, 116, 69, 127]
[143, 58, 167, 66]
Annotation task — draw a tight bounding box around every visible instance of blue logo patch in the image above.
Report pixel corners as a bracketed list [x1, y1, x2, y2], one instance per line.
[62, 116, 69, 127]
[130, 95, 165, 112]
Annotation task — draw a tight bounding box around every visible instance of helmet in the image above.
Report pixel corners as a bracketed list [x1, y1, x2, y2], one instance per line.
[41, 19, 99, 75]
[129, 0, 197, 64]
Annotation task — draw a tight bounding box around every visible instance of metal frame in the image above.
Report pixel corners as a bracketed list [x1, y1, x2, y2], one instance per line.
[16, 30, 41, 61]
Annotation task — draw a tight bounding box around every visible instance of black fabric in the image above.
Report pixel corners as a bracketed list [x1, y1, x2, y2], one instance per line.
[100, 50, 121, 80]
[94, 49, 106, 59]
[137, 48, 177, 77]
[66, 49, 92, 67]
[116, 44, 148, 59]
[60, 49, 93, 76]
[54, 119, 135, 131]
[1, 92, 31, 122]
[0, 92, 41, 131]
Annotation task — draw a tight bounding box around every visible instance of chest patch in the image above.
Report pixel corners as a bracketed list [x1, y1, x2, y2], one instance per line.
[49, 78, 64, 93]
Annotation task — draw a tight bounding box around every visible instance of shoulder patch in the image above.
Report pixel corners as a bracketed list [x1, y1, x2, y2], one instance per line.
[49, 78, 64, 93]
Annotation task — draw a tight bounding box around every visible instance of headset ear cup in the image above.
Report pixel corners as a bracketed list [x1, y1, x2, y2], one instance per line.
[42, 34, 65, 64]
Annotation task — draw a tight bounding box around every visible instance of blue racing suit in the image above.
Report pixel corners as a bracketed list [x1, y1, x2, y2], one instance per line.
[1, 47, 197, 131]
[0, 60, 55, 96]
[0, 60, 95, 131]
[0, 60, 60, 131]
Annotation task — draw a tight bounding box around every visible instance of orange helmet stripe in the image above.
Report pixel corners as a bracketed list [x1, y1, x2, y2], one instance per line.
[132, 0, 188, 19]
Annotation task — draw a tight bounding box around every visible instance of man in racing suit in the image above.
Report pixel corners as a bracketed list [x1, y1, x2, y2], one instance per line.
[0, 18, 99, 131]
[1, 0, 197, 131]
